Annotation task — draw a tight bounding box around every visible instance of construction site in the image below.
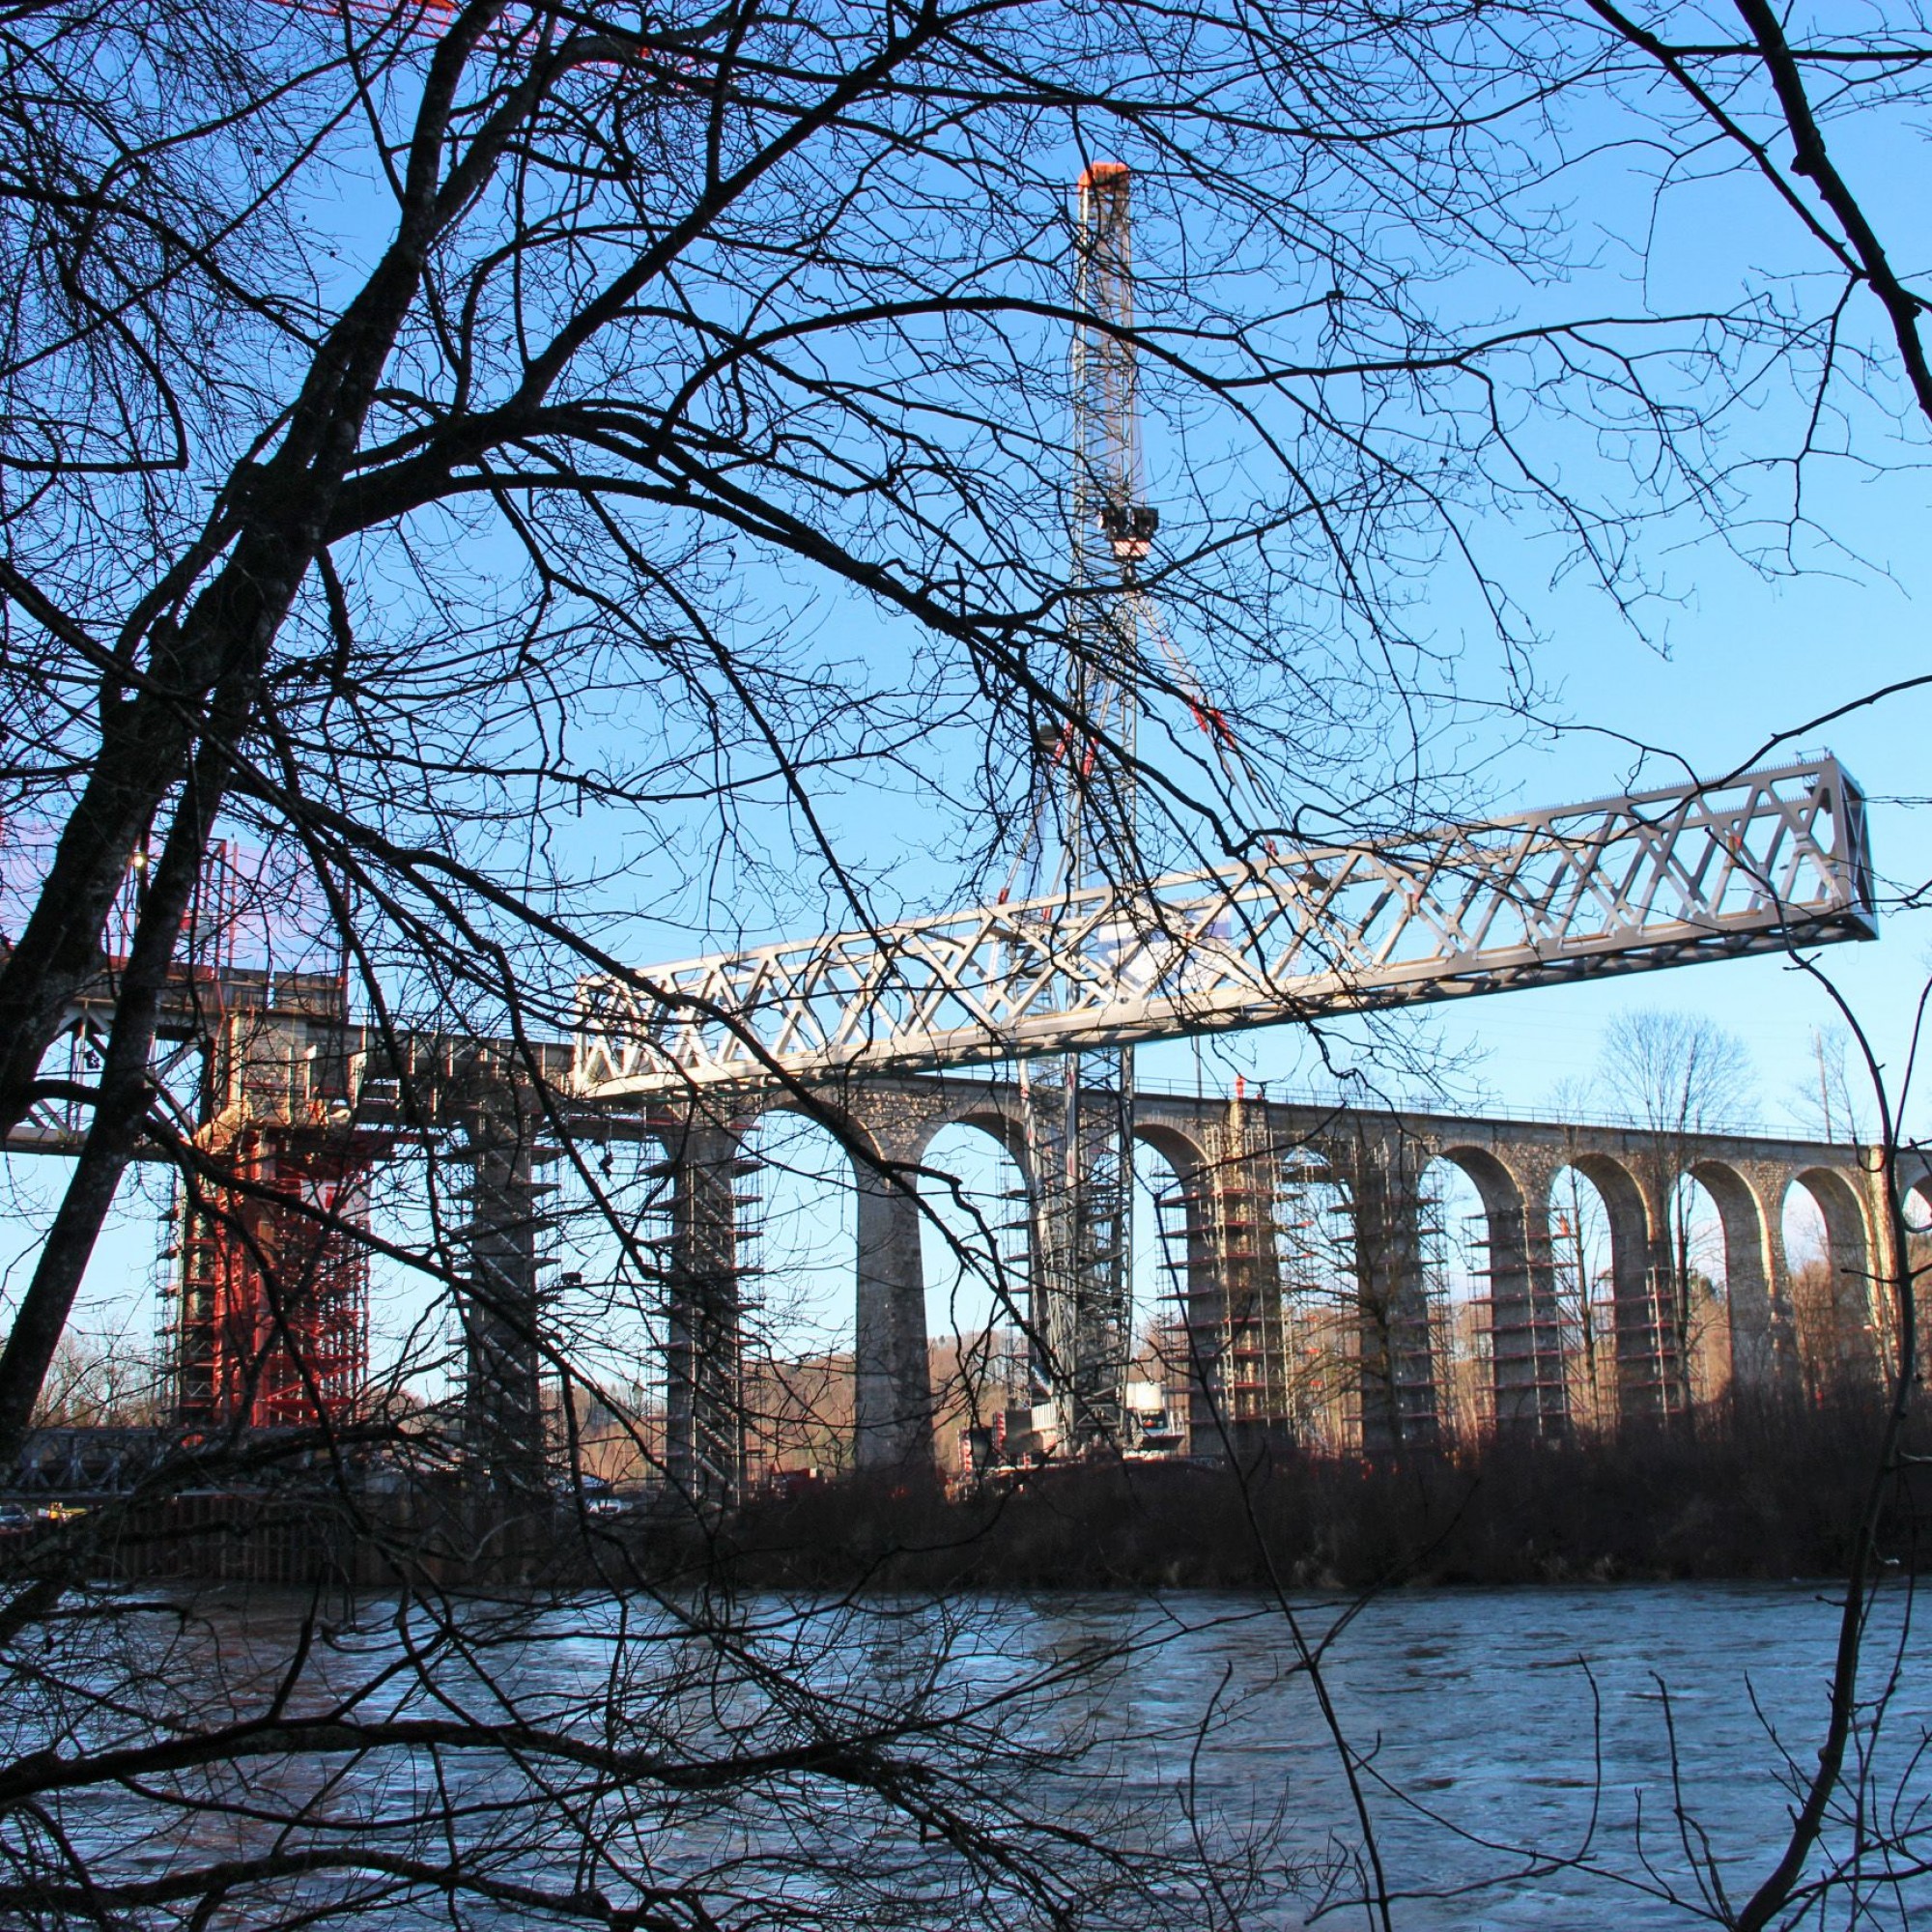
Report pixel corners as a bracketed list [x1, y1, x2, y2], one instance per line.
[0, 166, 1895, 1533]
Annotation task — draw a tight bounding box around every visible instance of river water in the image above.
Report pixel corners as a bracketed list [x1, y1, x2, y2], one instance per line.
[24, 1577, 1932, 1929]
[1026, 1579, 1932, 1927]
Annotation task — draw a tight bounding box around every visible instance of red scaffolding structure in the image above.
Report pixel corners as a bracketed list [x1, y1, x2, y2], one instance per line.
[173, 1122, 384, 1429]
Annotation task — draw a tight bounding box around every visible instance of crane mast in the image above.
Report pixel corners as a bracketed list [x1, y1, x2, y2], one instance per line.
[1022, 162, 1159, 1453]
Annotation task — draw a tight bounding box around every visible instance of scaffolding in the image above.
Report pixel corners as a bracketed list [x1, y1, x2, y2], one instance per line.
[1333, 1143, 1441, 1453]
[1419, 1204, 1493, 1441]
[941, 1166, 1060, 1470]
[1491, 1207, 1575, 1437]
[1022, 1061, 1134, 1447]
[642, 1125, 759, 1506]
[447, 1134, 562, 1496]
[1548, 1204, 1620, 1435]
[1273, 1156, 1357, 1452]
[1153, 1096, 1293, 1452]
[172, 1123, 378, 1430]
[1425, 1199, 1572, 1443]
[994, 1179, 1037, 1410]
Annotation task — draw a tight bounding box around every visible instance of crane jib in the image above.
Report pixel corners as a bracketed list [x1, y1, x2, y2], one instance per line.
[573, 756, 1876, 1098]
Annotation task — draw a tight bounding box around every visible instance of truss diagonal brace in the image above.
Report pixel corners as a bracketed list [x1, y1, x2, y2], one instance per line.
[574, 757, 1875, 1099]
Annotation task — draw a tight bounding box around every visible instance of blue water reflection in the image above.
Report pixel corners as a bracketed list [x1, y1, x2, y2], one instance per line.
[1015, 1580, 1930, 1927]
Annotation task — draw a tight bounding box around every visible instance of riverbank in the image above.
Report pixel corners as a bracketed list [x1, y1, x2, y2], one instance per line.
[10, 1400, 1918, 1592]
[722, 1405, 1926, 1590]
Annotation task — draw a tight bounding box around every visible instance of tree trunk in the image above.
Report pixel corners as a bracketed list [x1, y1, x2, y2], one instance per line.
[0, 743, 232, 1462]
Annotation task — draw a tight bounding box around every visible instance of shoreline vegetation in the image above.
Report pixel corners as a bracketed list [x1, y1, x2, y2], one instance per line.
[17, 1400, 1918, 1594]
[720, 1403, 1924, 1593]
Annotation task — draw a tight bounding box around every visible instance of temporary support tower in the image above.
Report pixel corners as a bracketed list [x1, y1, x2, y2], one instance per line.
[174, 1122, 378, 1430]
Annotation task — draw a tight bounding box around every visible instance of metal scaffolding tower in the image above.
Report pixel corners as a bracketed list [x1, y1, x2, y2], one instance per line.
[1018, 161, 1159, 1453]
[172, 1122, 377, 1431]
[1153, 1084, 1293, 1453]
[166, 964, 383, 1434]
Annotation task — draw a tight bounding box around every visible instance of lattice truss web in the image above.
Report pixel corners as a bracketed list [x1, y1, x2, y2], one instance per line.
[575, 758, 1875, 1097]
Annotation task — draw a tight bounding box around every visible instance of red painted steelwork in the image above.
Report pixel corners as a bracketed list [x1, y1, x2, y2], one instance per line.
[175, 1126, 382, 1429]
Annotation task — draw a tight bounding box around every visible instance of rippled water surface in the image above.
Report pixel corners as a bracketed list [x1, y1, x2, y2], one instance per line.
[1049, 1579, 1932, 1926]
[40, 1578, 1932, 1929]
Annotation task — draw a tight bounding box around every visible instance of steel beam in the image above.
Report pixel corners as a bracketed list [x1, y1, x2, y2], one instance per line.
[576, 758, 1875, 1098]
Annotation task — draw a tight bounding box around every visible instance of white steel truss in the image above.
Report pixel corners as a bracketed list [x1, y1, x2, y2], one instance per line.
[574, 757, 1875, 1100]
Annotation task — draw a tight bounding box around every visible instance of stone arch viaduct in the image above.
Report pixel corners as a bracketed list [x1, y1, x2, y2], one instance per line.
[10, 981, 1900, 1506]
[636, 1073, 1898, 1497]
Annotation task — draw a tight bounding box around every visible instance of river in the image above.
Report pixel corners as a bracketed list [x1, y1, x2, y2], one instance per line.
[18, 1577, 1931, 1929]
[1027, 1579, 1932, 1927]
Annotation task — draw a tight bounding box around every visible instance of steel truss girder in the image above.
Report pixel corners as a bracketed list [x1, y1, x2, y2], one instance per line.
[574, 758, 1875, 1099]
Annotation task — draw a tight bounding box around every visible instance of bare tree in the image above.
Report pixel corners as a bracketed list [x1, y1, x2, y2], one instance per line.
[0, 2, 1685, 1923]
[0, 0, 1615, 1454]
[1598, 1009, 1755, 1417]
[29, 1324, 166, 1428]
[1792, 1024, 1873, 1146]
[3, 0, 1932, 1924]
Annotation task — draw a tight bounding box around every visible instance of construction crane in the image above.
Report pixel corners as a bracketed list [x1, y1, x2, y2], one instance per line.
[576, 167, 1879, 1454]
[1015, 161, 1156, 1451]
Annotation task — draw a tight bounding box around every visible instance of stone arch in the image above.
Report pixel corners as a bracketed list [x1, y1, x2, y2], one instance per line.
[1556, 1151, 1672, 1424]
[751, 1080, 1040, 1476]
[1786, 1165, 1878, 1397]
[1434, 1144, 1519, 1222]
[1564, 1150, 1650, 1255]
[1686, 1158, 1780, 1404]
[1792, 1164, 1870, 1273]
[1131, 1115, 1212, 1184]
[748, 1089, 943, 1476]
[918, 1114, 1031, 1331]
[947, 1101, 1033, 1172]
[1894, 1149, 1932, 1230]
[1272, 1140, 1357, 1451]
[750, 1100, 865, 1323]
[903, 1111, 1036, 1471]
[1129, 1119, 1209, 1383]
[1435, 1145, 1565, 1435]
[734, 1103, 867, 1484]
